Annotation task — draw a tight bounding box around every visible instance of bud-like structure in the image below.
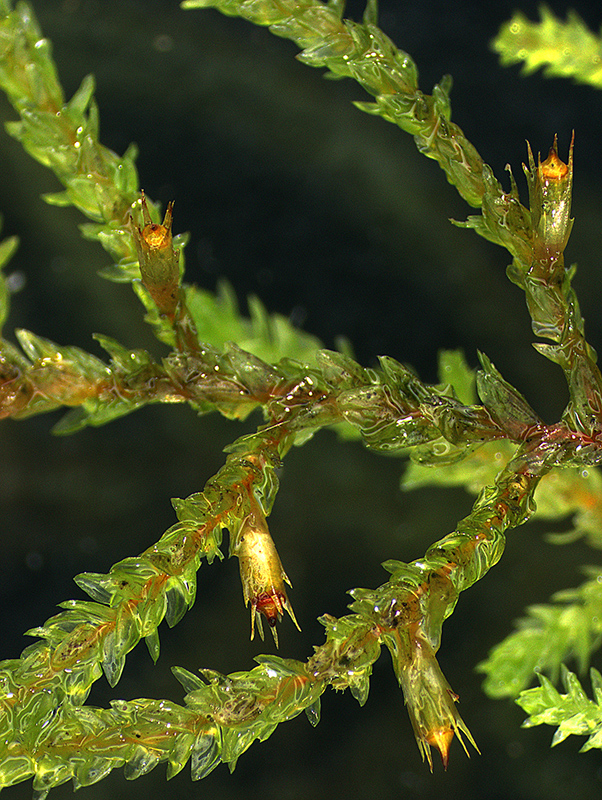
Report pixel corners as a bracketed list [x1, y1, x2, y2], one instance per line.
[524, 134, 574, 258]
[132, 191, 181, 317]
[384, 628, 478, 770]
[233, 509, 300, 647]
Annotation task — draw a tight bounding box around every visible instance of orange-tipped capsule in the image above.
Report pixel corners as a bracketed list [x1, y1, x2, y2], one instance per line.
[425, 725, 455, 770]
[390, 632, 479, 771]
[132, 190, 181, 317]
[524, 134, 574, 257]
[233, 511, 300, 647]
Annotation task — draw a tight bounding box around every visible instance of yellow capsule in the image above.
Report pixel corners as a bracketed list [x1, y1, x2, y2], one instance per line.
[233, 510, 300, 647]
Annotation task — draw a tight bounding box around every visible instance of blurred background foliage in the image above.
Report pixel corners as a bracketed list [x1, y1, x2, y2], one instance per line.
[2, 0, 602, 797]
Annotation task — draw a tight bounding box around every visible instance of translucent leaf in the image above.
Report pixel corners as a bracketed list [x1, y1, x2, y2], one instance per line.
[190, 734, 220, 781]
[41, 190, 72, 207]
[96, 227, 136, 263]
[220, 725, 259, 768]
[254, 654, 307, 678]
[73, 572, 114, 605]
[166, 733, 195, 780]
[316, 349, 372, 389]
[0, 756, 34, 788]
[304, 697, 321, 726]
[32, 757, 72, 792]
[52, 397, 145, 435]
[165, 584, 189, 628]
[96, 260, 140, 283]
[172, 665, 208, 694]
[123, 746, 160, 780]
[349, 674, 370, 706]
[62, 662, 101, 704]
[476, 351, 541, 437]
[144, 629, 160, 663]
[102, 632, 126, 688]
[113, 143, 140, 196]
[14, 328, 61, 361]
[298, 33, 354, 64]
[72, 757, 115, 790]
[57, 598, 114, 620]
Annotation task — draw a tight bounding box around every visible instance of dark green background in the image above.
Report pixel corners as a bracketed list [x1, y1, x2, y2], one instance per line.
[1, 0, 602, 798]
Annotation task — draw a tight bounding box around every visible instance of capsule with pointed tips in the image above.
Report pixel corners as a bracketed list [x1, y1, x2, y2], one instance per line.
[233, 511, 300, 647]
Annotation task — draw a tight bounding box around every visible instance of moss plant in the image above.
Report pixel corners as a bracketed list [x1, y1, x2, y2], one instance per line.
[1, 1, 602, 797]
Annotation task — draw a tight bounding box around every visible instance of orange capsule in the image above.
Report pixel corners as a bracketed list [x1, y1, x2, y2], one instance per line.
[131, 190, 181, 317]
